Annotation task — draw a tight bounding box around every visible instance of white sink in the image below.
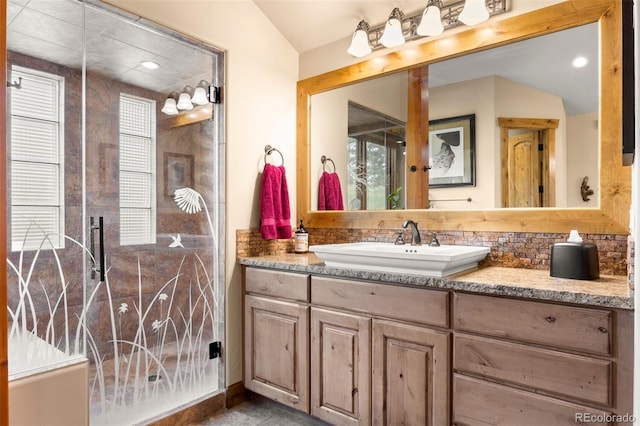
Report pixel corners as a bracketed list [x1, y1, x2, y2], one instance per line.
[309, 242, 490, 277]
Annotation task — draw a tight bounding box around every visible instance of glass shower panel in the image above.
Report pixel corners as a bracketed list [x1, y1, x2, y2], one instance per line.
[6, 0, 87, 378]
[83, 3, 224, 424]
[6, 0, 224, 423]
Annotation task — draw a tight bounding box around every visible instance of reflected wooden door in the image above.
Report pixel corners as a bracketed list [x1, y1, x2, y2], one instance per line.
[504, 131, 546, 207]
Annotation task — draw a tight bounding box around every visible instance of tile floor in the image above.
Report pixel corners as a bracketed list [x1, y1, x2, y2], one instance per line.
[193, 394, 331, 425]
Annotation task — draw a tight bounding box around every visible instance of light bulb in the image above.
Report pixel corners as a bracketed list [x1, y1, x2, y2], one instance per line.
[191, 86, 209, 105]
[459, 0, 489, 25]
[572, 56, 588, 68]
[380, 8, 405, 48]
[177, 92, 193, 110]
[348, 31, 372, 57]
[348, 20, 371, 57]
[417, 4, 444, 36]
[161, 97, 178, 115]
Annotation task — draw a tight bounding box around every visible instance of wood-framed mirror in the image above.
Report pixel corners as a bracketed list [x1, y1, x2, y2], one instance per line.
[297, 0, 630, 234]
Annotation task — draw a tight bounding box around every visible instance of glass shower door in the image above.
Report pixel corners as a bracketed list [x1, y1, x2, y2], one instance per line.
[83, 3, 224, 423]
[6, 0, 224, 423]
[6, 0, 88, 380]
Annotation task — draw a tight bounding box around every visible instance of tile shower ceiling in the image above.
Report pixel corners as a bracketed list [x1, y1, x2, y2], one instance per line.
[6, 0, 214, 95]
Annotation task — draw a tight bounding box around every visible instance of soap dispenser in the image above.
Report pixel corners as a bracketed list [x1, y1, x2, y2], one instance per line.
[550, 230, 599, 280]
[294, 220, 309, 253]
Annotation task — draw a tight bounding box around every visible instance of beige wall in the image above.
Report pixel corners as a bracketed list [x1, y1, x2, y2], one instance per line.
[567, 112, 599, 207]
[429, 76, 497, 209]
[102, 0, 299, 387]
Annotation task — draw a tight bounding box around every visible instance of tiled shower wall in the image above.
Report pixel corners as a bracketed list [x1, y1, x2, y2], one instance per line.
[237, 228, 630, 277]
[6, 51, 214, 360]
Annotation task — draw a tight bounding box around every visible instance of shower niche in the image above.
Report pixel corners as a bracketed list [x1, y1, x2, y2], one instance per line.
[5, 0, 225, 424]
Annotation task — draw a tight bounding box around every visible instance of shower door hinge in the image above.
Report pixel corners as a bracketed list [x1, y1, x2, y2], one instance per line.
[209, 341, 222, 359]
[208, 85, 221, 104]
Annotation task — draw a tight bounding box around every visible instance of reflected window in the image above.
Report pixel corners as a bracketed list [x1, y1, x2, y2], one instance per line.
[9, 66, 65, 251]
[347, 102, 405, 210]
[119, 94, 156, 245]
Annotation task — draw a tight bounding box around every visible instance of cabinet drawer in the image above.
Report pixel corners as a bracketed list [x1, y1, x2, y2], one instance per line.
[454, 334, 612, 406]
[245, 267, 309, 302]
[453, 374, 611, 426]
[312, 276, 448, 328]
[454, 293, 612, 355]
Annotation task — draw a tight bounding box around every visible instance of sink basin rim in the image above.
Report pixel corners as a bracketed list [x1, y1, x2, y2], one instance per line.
[309, 242, 490, 277]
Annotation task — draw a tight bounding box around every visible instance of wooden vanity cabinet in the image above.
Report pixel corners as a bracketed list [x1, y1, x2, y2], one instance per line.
[452, 292, 634, 426]
[243, 267, 633, 426]
[371, 319, 449, 426]
[311, 276, 451, 426]
[310, 307, 371, 425]
[243, 268, 311, 412]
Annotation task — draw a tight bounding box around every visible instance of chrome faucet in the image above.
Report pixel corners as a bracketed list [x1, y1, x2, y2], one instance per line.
[429, 232, 440, 247]
[402, 220, 421, 246]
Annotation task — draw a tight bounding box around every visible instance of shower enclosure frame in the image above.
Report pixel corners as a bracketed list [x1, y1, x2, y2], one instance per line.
[1, 0, 8, 423]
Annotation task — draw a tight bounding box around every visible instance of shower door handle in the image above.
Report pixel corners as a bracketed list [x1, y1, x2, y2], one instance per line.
[90, 216, 106, 282]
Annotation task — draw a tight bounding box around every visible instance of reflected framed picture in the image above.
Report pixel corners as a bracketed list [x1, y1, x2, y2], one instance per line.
[428, 114, 476, 187]
[164, 152, 194, 198]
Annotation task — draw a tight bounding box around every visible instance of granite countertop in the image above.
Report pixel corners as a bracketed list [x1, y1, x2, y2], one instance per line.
[238, 253, 634, 310]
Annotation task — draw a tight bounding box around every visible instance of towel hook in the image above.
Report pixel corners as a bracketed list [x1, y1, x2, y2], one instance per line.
[321, 155, 336, 172]
[264, 144, 284, 166]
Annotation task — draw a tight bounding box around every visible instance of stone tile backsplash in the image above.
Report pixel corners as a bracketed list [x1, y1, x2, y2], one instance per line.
[237, 228, 630, 277]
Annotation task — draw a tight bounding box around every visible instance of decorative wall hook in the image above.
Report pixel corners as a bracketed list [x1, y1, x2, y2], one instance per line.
[581, 176, 594, 202]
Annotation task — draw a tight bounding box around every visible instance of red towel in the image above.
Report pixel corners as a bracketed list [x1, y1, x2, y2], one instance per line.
[260, 164, 292, 240]
[318, 171, 344, 210]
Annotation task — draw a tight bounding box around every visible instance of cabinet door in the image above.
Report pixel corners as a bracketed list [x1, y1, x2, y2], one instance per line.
[372, 319, 450, 426]
[244, 295, 309, 412]
[311, 308, 371, 425]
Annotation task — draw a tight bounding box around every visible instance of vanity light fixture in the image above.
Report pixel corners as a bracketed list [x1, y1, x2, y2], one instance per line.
[177, 86, 194, 110]
[417, 0, 444, 36]
[161, 92, 179, 115]
[458, 0, 490, 25]
[161, 83, 221, 116]
[347, 0, 506, 57]
[379, 8, 406, 48]
[191, 80, 210, 105]
[347, 20, 372, 58]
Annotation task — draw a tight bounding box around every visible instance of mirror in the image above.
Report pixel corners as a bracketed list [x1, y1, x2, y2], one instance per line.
[297, 0, 630, 233]
[310, 22, 599, 211]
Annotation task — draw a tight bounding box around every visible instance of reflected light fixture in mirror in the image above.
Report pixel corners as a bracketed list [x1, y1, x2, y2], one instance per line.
[417, 0, 444, 37]
[162, 82, 221, 116]
[380, 8, 406, 48]
[177, 87, 194, 110]
[161, 92, 179, 115]
[191, 80, 210, 105]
